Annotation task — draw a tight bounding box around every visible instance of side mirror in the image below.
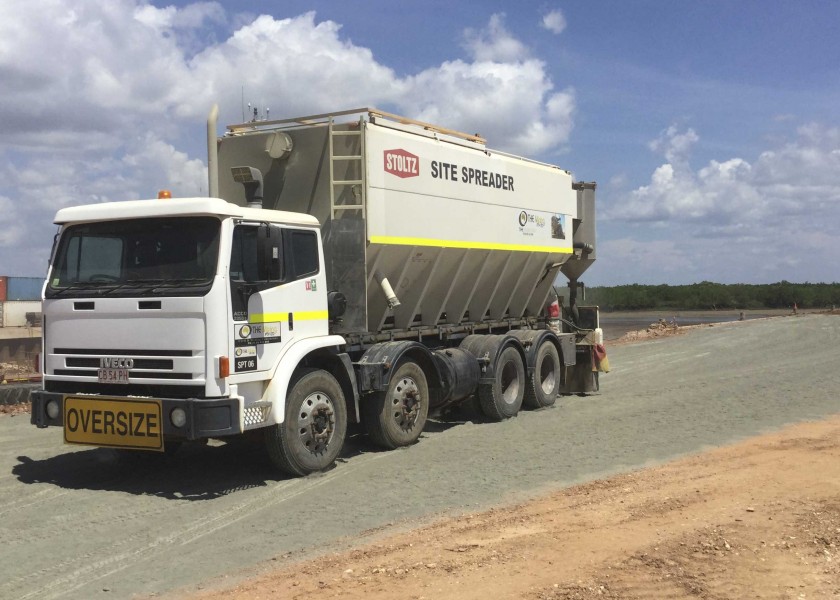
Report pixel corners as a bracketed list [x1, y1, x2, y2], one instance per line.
[256, 225, 282, 281]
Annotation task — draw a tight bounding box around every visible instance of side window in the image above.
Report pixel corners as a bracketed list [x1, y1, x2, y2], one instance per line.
[289, 230, 319, 279]
[230, 226, 260, 282]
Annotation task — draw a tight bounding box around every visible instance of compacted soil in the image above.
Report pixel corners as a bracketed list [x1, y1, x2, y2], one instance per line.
[188, 416, 840, 600]
[3, 314, 839, 600]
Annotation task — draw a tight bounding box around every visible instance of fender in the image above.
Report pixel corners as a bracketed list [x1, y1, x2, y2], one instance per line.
[355, 341, 442, 394]
[506, 329, 576, 368]
[263, 334, 348, 425]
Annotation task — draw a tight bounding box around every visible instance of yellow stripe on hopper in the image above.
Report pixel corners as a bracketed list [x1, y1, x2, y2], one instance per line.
[369, 235, 572, 254]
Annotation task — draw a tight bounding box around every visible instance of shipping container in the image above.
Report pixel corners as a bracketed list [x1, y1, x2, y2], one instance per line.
[0, 301, 41, 327]
[6, 277, 44, 301]
[0, 276, 6, 302]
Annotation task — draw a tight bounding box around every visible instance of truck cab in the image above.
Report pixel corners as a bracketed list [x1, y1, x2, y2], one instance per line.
[32, 197, 346, 454]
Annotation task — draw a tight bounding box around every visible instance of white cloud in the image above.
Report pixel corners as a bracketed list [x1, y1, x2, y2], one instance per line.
[598, 123, 840, 283]
[648, 125, 699, 164]
[462, 13, 529, 62]
[541, 9, 567, 35]
[0, 196, 23, 247]
[402, 61, 574, 155]
[177, 12, 401, 120]
[0, 2, 577, 275]
[609, 123, 840, 229]
[0, 4, 573, 153]
[134, 1, 224, 30]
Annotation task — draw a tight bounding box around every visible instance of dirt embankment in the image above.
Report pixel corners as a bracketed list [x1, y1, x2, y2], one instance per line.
[187, 416, 840, 600]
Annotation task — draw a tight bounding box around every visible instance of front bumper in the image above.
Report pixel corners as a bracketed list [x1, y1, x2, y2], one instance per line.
[30, 391, 242, 440]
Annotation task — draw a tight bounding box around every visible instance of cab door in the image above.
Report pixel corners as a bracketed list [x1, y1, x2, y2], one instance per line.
[228, 223, 327, 378]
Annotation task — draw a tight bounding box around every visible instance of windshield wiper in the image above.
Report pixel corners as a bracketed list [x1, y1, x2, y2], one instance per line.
[149, 278, 210, 288]
[97, 281, 151, 296]
[50, 282, 101, 297]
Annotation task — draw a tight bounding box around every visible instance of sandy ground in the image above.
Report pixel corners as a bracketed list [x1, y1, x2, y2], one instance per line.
[5, 314, 840, 599]
[180, 313, 840, 600]
[189, 415, 840, 600]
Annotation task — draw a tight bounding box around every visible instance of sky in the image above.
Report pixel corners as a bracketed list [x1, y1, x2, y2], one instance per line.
[1, 0, 838, 286]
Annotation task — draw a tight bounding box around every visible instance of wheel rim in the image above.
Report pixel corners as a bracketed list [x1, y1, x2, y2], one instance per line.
[538, 354, 557, 395]
[297, 391, 336, 455]
[500, 360, 521, 404]
[390, 376, 421, 431]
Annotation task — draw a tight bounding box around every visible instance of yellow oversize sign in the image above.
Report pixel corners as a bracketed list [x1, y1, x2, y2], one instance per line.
[64, 397, 163, 451]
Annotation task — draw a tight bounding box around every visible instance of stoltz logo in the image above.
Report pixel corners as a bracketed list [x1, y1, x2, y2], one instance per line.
[384, 149, 419, 178]
[518, 211, 528, 226]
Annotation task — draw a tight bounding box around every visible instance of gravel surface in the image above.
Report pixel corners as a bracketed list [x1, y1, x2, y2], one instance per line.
[1, 314, 838, 599]
[192, 415, 840, 600]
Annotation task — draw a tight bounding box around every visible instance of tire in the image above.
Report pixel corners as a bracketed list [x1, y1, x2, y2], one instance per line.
[478, 346, 525, 420]
[264, 369, 347, 476]
[362, 361, 429, 449]
[523, 341, 560, 409]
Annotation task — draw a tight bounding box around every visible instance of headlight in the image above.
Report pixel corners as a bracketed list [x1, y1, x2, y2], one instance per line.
[170, 408, 187, 428]
[46, 400, 60, 420]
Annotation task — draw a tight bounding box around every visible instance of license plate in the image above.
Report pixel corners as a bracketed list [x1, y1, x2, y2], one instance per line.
[64, 397, 163, 451]
[98, 367, 130, 384]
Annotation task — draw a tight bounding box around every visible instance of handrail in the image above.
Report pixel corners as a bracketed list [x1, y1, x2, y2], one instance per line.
[226, 107, 486, 144]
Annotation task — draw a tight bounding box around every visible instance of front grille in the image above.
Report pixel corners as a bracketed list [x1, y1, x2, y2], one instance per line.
[45, 380, 205, 399]
[55, 348, 193, 356]
[53, 369, 192, 380]
[51, 348, 198, 382]
[65, 358, 174, 369]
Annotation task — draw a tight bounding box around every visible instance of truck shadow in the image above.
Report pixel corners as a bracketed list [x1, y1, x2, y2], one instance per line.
[11, 428, 387, 500]
[11, 404, 496, 500]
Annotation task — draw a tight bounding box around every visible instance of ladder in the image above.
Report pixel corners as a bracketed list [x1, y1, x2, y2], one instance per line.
[329, 116, 366, 219]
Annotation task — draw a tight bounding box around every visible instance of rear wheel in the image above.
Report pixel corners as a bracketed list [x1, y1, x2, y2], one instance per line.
[524, 341, 560, 409]
[265, 369, 347, 476]
[478, 346, 525, 420]
[363, 361, 429, 449]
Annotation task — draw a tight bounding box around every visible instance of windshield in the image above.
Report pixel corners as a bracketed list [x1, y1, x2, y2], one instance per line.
[46, 216, 220, 298]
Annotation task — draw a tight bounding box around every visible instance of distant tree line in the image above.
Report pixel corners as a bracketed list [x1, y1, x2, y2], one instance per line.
[580, 281, 840, 311]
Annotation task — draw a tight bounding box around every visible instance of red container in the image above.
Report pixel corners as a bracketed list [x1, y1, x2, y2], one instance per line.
[0, 276, 7, 302]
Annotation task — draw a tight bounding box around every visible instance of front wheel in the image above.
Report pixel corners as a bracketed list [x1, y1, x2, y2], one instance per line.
[363, 361, 429, 449]
[265, 369, 347, 476]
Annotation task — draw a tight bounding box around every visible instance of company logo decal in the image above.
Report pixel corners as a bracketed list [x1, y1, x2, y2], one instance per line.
[384, 149, 419, 178]
[517, 210, 545, 228]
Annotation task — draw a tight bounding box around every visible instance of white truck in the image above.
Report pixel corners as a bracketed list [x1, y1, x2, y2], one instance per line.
[31, 108, 601, 476]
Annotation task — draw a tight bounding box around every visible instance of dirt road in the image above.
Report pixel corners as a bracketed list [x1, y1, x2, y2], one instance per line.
[1, 314, 839, 599]
[192, 415, 840, 600]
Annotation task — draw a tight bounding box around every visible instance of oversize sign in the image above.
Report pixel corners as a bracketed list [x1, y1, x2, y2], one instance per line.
[64, 397, 163, 451]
